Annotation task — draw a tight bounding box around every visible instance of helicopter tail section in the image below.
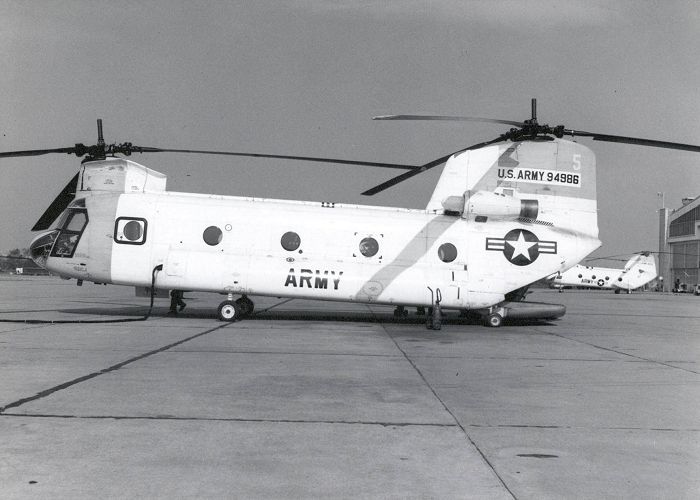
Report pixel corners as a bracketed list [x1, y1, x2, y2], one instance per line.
[427, 138, 598, 239]
[615, 252, 658, 290]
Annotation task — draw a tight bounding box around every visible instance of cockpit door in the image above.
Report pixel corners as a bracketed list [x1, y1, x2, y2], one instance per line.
[50, 209, 89, 258]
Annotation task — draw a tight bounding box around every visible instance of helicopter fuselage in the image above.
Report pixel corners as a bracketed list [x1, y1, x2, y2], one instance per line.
[10, 104, 698, 326]
[31, 163, 598, 311]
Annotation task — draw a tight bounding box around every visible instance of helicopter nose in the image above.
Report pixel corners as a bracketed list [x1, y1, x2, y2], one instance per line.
[29, 230, 57, 268]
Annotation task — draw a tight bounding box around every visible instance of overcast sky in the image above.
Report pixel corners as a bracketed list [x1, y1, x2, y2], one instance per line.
[2, 0, 699, 267]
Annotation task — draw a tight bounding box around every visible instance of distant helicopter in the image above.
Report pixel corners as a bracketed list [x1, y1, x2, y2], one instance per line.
[549, 252, 657, 293]
[3, 100, 698, 328]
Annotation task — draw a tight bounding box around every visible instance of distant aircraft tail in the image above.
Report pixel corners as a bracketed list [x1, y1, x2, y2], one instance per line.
[616, 252, 657, 290]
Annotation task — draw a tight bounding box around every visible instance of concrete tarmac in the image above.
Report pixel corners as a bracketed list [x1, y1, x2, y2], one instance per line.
[1, 276, 698, 499]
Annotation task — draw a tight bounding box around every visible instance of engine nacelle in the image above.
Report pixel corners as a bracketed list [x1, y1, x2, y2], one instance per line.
[441, 190, 539, 220]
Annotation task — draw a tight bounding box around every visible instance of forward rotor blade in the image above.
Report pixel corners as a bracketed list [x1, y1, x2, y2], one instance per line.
[135, 147, 418, 170]
[360, 153, 458, 196]
[565, 131, 700, 153]
[361, 136, 505, 196]
[0, 144, 420, 170]
[0, 147, 76, 158]
[373, 115, 524, 127]
[32, 172, 79, 231]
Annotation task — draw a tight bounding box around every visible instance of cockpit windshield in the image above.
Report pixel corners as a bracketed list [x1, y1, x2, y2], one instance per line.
[53, 211, 70, 231]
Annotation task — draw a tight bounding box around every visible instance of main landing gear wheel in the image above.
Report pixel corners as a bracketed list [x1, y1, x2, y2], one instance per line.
[235, 296, 255, 317]
[217, 300, 241, 322]
[486, 313, 503, 328]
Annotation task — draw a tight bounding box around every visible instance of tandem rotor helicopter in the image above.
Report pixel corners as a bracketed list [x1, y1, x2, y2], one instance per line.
[549, 252, 658, 293]
[3, 99, 699, 328]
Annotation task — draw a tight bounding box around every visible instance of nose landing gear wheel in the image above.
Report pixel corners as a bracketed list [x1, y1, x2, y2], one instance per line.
[218, 300, 241, 322]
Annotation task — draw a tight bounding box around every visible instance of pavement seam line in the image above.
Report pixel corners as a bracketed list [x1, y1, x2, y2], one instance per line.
[371, 312, 517, 500]
[0, 322, 233, 413]
[7, 413, 699, 432]
[1, 412, 460, 427]
[539, 329, 700, 375]
[252, 298, 295, 315]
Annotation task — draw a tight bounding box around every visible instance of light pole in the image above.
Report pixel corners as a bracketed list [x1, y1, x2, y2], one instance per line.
[657, 192, 668, 291]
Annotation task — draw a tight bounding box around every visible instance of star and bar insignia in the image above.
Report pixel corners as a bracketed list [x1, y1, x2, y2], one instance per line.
[486, 229, 557, 266]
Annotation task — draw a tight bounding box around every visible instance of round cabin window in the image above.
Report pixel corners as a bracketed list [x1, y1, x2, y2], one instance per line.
[203, 226, 223, 246]
[438, 243, 458, 263]
[281, 231, 301, 251]
[359, 237, 379, 257]
[123, 220, 142, 241]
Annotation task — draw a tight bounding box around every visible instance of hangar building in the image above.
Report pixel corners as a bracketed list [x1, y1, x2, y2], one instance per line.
[659, 195, 700, 292]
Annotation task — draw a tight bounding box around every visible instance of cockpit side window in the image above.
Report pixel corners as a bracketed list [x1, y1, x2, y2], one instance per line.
[66, 212, 87, 232]
[50, 209, 88, 258]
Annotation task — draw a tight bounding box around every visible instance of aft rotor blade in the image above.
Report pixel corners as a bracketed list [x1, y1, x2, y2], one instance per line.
[361, 136, 505, 196]
[0, 147, 76, 158]
[373, 115, 524, 127]
[136, 147, 418, 170]
[565, 131, 700, 153]
[32, 172, 79, 231]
